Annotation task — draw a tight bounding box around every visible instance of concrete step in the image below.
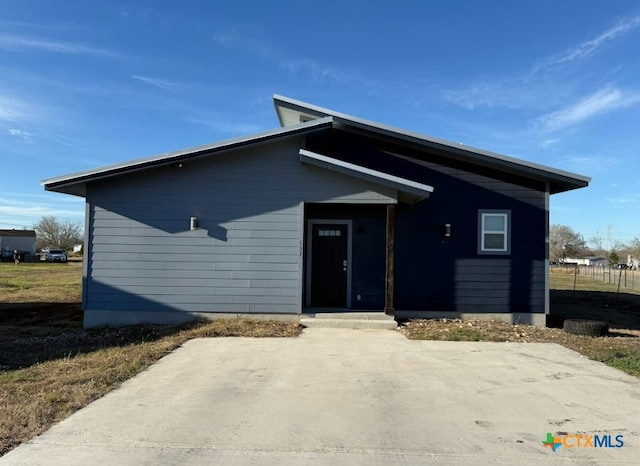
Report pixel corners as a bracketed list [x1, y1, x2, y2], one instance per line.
[300, 317, 398, 330]
[312, 312, 395, 321]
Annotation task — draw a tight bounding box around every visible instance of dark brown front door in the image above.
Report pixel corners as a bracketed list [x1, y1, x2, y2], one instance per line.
[310, 223, 348, 307]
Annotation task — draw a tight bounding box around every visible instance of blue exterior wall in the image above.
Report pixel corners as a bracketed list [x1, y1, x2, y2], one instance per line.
[315, 130, 548, 314]
[83, 137, 397, 324]
[81, 127, 550, 325]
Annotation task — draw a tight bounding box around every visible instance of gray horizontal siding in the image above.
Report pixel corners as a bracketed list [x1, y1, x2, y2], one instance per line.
[92, 236, 296, 247]
[90, 277, 298, 288]
[91, 269, 298, 280]
[91, 219, 300, 230]
[90, 285, 298, 296]
[91, 229, 301, 240]
[91, 244, 300, 255]
[86, 138, 396, 315]
[90, 252, 301, 264]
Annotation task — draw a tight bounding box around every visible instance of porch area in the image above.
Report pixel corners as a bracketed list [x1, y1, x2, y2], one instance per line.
[300, 312, 397, 329]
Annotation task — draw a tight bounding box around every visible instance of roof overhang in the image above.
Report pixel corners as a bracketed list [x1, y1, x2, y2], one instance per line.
[42, 117, 333, 197]
[274, 95, 591, 194]
[299, 149, 433, 204]
[42, 94, 590, 200]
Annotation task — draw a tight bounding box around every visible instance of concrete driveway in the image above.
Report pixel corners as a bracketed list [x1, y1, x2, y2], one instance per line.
[2, 328, 639, 465]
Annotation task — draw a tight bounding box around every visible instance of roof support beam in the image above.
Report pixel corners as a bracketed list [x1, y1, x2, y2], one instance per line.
[385, 204, 395, 314]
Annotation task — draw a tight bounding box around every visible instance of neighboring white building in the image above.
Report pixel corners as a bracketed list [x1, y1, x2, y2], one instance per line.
[564, 256, 608, 267]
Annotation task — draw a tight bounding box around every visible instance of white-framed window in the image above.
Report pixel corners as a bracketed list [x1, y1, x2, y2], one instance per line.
[478, 210, 511, 254]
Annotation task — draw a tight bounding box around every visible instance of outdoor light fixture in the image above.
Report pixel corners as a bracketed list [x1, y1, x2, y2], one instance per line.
[444, 223, 452, 237]
[190, 216, 198, 231]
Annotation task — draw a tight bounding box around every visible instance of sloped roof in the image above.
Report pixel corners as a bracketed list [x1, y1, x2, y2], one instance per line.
[42, 95, 590, 197]
[274, 95, 590, 194]
[42, 117, 333, 197]
[299, 149, 433, 204]
[0, 229, 36, 237]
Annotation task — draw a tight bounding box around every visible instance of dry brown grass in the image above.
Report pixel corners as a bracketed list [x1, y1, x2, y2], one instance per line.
[3, 261, 640, 456]
[400, 318, 640, 367]
[0, 261, 300, 457]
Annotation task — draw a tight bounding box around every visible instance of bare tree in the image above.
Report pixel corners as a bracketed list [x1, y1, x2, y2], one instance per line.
[33, 216, 83, 251]
[630, 237, 640, 257]
[550, 225, 583, 262]
[589, 231, 605, 256]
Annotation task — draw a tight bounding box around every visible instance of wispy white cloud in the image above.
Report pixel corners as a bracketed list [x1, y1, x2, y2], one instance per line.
[184, 116, 262, 135]
[6, 128, 31, 140]
[282, 58, 378, 91]
[131, 75, 180, 90]
[0, 19, 85, 35]
[557, 153, 623, 174]
[0, 33, 120, 57]
[540, 138, 559, 148]
[441, 79, 543, 110]
[0, 196, 84, 224]
[605, 192, 640, 207]
[536, 87, 640, 131]
[0, 94, 36, 122]
[213, 28, 273, 59]
[213, 27, 378, 92]
[535, 15, 640, 72]
[0, 192, 80, 203]
[442, 14, 640, 113]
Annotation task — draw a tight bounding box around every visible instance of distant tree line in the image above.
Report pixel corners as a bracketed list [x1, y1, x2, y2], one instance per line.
[550, 224, 640, 267]
[33, 216, 83, 252]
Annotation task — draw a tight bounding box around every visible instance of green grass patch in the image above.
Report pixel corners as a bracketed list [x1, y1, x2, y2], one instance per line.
[0, 261, 82, 304]
[607, 357, 640, 376]
[0, 281, 31, 292]
[588, 348, 640, 378]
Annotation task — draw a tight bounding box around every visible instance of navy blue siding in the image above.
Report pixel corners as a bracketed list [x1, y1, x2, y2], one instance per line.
[395, 162, 545, 313]
[351, 217, 386, 309]
[317, 130, 547, 314]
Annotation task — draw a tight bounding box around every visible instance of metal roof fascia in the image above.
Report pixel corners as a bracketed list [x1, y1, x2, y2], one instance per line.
[274, 95, 591, 191]
[331, 117, 591, 186]
[299, 149, 434, 199]
[42, 117, 334, 192]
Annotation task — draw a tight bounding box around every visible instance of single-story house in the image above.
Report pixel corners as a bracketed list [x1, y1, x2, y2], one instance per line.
[563, 256, 608, 267]
[42, 95, 590, 327]
[0, 229, 37, 260]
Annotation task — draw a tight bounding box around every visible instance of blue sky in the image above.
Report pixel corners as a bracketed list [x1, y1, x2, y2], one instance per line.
[2, 1, 640, 248]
